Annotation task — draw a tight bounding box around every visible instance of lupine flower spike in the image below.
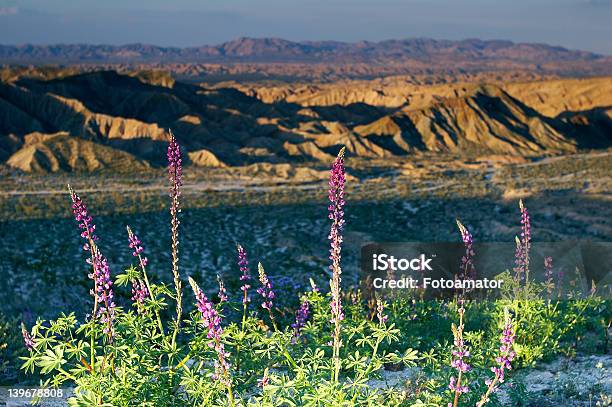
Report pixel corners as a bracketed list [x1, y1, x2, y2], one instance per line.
[126, 225, 164, 332]
[291, 300, 311, 340]
[90, 247, 116, 337]
[69, 185, 98, 312]
[328, 146, 346, 383]
[69, 185, 98, 253]
[449, 220, 474, 407]
[69, 186, 115, 337]
[127, 225, 148, 269]
[189, 277, 234, 404]
[519, 200, 531, 274]
[514, 200, 531, 284]
[456, 220, 475, 283]
[237, 244, 251, 328]
[257, 262, 277, 330]
[217, 274, 228, 303]
[257, 262, 275, 311]
[238, 245, 251, 303]
[126, 226, 150, 308]
[21, 322, 34, 351]
[376, 297, 388, 325]
[449, 315, 471, 403]
[477, 309, 516, 407]
[168, 133, 183, 346]
[131, 280, 149, 308]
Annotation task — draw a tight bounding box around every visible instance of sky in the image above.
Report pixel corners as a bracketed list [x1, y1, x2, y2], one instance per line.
[0, 0, 611, 54]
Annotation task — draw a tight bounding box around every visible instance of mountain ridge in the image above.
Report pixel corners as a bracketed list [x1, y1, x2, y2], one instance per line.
[1, 37, 609, 66]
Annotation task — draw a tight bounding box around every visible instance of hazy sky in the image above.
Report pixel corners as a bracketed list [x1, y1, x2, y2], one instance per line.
[1, 0, 611, 54]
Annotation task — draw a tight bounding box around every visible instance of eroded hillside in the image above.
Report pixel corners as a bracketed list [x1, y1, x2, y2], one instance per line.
[0, 71, 611, 173]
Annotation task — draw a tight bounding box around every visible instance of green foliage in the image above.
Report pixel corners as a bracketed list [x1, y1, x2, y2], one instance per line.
[18, 280, 610, 406]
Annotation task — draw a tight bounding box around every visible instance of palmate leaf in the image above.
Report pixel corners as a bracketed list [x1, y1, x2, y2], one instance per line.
[68, 389, 114, 407]
[19, 354, 37, 374]
[402, 348, 419, 366]
[345, 350, 368, 371]
[38, 347, 66, 374]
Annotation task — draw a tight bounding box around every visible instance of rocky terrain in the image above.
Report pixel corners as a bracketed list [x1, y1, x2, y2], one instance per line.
[0, 69, 611, 174]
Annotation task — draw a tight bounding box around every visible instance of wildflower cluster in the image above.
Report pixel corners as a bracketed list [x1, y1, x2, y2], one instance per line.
[20, 138, 608, 407]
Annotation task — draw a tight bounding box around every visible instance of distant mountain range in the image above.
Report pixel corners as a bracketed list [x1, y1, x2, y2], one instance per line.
[1, 37, 611, 77]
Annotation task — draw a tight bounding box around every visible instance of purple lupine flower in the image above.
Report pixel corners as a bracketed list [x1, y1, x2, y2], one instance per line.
[89, 249, 116, 336]
[292, 300, 310, 338]
[448, 376, 469, 394]
[449, 220, 473, 405]
[478, 311, 516, 407]
[490, 317, 516, 384]
[450, 313, 471, 375]
[217, 275, 228, 303]
[256, 263, 275, 310]
[69, 186, 114, 336]
[168, 134, 183, 334]
[131, 280, 149, 308]
[127, 226, 148, 268]
[514, 200, 531, 283]
[69, 186, 97, 252]
[456, 220, 475, 282]
[519, 200, 531, 258]
[189, 277, 231, 385]
[168, 134, 183, 196]
[237, 245, 251, 305]
[21, 322, 34, 351]
[449, 298, 471, 404]
[328, 147, 346, 383]
[329, 147, 346, 326]
[376, 298, 388, 325]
